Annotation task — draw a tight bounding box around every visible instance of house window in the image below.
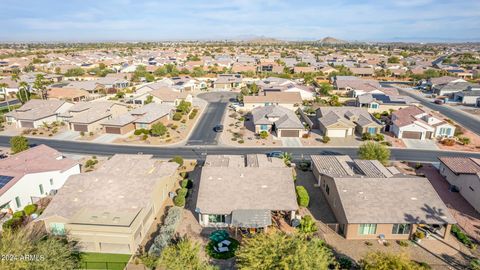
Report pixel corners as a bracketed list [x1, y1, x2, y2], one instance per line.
[15, 197, 21, 208]
[392, 224, 411, 234]
[50, 178, 54, 185]
[39, 184, 44, 195]
[439, 127, 452, 136]
[50, 223, 65, 236]
[260, 125, 268, 131]
[358, 224, 377, 235]
[370, 103, 379, 109]
[208, 215, 226, 223]
[367, 127, 376, 134]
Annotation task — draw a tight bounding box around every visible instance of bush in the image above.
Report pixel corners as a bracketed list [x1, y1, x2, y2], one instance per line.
[397, 240, 409, 247]
[170, 156, 184, 166]
[150, 123, 167, 136]
[173, 196, 185, 207]
[180, 172, 188, 179]
[2, 217, 22, 231]
[189, 109, 198, 119]
[322, 135, 330, 143]
[176, 188, 188, 198]
[80, 131, 85, 137]
[172, 112, 182, 121]
[362, 133, 372, 141]
[470, 259, 480, 270]
[238, 139, 244, 144]
[458, 136, 470, 145]
[181, 179, 192, 189]
[12, 211, 25, 219]
[338, 256, 353, 269]
[259, 131, 269, 139]
[381, 141, 392, 146]
[416, 261, 432, 269]
[85, 159, 98, 168]
[451, 224, 473, 247]
[442, 138, 455, 146]
[24, 204, 38, 215]
[296, 186, 310, 207]
[415, 163, 423, 169]
[374, 133, 384, 141]
[358, 142, 390, 165]
[10, 136, 29, 154]
[414, 231, 425, 239]
[149, 207, 183, 256]
[299, 215, 317, 234]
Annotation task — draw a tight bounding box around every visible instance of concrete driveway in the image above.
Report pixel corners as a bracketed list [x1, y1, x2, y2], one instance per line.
[92, 133, 122, 143]
[281, 137, 302, 147]
[403, 139, 439, 150]
[53, 130, 80, 141]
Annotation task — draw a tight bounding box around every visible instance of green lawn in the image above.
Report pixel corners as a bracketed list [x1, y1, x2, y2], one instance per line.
[79, 252, 131, 270]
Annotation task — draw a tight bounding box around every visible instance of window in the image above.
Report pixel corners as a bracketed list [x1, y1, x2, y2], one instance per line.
[260, 125, 268, 131]
[367, 127, 376, 134]
[15, 197, 21, 208]
[439, 127, 452, 136]
[50, 223, 65, 235]
[358, 224, 377, 235]
[50, 178, 54, 185]
[208, 215, 226, 223]
[370, 103, 379, 109]
[39, 184, 44, 195]
[392, 224, 411, 234]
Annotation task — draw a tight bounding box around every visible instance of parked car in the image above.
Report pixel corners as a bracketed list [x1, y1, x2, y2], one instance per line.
[213, 125, 224, 132]
[434, 99, 445, 105]
[266, 151, 283, 158]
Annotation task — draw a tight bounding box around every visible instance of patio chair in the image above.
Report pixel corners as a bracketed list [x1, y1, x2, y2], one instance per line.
[221, 239, 231, 246]
[218, 246, 229, 253]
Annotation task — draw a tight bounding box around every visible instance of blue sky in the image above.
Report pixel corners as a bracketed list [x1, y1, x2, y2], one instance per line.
[0, 0, 479, 42]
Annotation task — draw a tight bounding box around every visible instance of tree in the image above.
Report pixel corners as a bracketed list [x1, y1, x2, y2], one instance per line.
[10, 136, 29, 154]
[145, 95, 154, 105]
[150, 123, 167, 137]
[387, 56, 400, 64]
[64, 67, 85, 77]
[358, 142, 390, 165]
[319, 82, 332, 96]
[158, 238, 215, 270]
[328, 95, 341, 106]
[248, 83, 259, 95]
[236, 233, 335, 270]
[359, 251, 428, 270]
[176, 101, 192, 115]
[17, 82, 31, 104]
[33, 74, 50, 100]
[299, 215, 317, 234]
[280, 152, 292, 166]
[0, 229, 80, 270]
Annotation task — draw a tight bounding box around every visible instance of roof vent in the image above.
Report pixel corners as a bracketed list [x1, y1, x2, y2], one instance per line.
[358, 191, 364, 194]
[261, 185, 268, 188]
[73, 198, 78, 202]
[240, 173, 244, 178]
[118, 195, 125, 199]
[411, 197, 418, 200]
[342, 189, 347, 192]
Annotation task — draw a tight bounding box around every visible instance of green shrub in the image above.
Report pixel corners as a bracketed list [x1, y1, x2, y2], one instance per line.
[238, 139, 244, 144]
[296, 186, 310, 207]
[134, 128, 149, 136]
[2, 217, 22, 231]
[374, 133, 384, 141]
[416, 261, 432, 270]
[322, 135, 330, 143]
[299, 215, 317, 234]
[397, 240, 409, 247]
[176, 188, 188, 198]
[181, 179, 192, 189]
[338, 256, 353, 269]
[189, 109, 198, 119]
[173, 195, 185, 207]
[172, 112, 182, 121]
[170, 156, 184, 166]
[362, 133, 372, 140]
[149, 206, 183, 256]
[259, 131, 269, 139]
[470, 259, 480, 270]
[12, 211, 25, 219]
[381, 141, 392, 146]
[180, 172, 188, 179]
[451, 224, 473, 247]
[23, 204, 38, 215]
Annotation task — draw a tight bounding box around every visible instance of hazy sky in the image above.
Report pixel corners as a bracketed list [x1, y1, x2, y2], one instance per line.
[1, 0, 479, 42]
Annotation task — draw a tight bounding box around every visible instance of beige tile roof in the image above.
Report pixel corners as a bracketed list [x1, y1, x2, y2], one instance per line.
[438, 156, 480, 175]
[244, 92, 302, 104]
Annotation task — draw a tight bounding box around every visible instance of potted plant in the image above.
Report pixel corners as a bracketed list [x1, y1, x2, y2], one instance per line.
[413, 231, 425, 243]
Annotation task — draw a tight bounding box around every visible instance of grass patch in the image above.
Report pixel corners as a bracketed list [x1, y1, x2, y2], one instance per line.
[79, 252, 131, 270]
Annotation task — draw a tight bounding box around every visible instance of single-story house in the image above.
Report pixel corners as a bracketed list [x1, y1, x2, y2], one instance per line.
[196, 154, 298, 229]
[101, 103, 174, 134]
[433, 82, 476, 97]
[213, 74, 244, 89]
[316, 107, 382, 138]
[132, 85, 193, 106]
[438, 157, 480, 213]
[251, 105, 305, 138]
[391, 106, 455, 139]
[243, 92, 302, 111]
[60, 101, 129, 133]
[0, 145, 80, 213]
[311, 155, 456, 240]
[5, 99, 73, 128]
[38, 154, 179, 254]
[47, 87, 90, 102]
[452, 87, 480, 105]
[356, 93, 419, 113]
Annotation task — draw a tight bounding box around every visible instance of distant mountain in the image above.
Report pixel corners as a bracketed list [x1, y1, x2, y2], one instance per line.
[318, 37, 347, 44]
[232, 35, 286, 44]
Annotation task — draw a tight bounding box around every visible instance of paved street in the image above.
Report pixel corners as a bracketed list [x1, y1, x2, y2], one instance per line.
[395, 87, 480, 136]
[186, 91, 237, 146]
[0, 135, 479, 163]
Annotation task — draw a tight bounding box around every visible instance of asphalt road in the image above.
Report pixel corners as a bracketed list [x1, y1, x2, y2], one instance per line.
[395, 87, 480, 136]
[186, 91, 238, 146]
[0, 135, 478, 163]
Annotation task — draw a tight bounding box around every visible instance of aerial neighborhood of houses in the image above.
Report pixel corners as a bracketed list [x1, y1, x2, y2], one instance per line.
[0, 40, 480, 269]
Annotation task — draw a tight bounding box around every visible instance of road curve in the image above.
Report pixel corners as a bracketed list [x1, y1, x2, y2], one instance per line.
[0, 135, 478, 163]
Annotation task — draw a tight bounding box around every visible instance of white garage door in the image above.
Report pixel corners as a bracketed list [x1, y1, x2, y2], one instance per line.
[326, 129, 346, 138]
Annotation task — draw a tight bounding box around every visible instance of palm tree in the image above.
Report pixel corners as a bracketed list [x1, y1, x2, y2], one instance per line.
[280, 152, 293, 166]
[18, 81, 30, 104]
[0, 83, 10, 112]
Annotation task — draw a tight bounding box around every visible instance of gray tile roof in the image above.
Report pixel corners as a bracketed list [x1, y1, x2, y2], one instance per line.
[251, 105, 304, 129]
[5, 99, 68, 121]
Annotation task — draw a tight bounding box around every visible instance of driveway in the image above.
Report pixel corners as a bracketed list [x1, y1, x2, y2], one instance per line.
[281, 137, 302, 147]
[92, 133, 122, 143]
[403, 139, 439, 150]
[186, 92, 237, 146]
[53, 130, 80, 141]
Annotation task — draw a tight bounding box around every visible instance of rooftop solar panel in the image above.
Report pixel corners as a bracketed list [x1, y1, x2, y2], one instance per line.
[0, 175, 14, 189]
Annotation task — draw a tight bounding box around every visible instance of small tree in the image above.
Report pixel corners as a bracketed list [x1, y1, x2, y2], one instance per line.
[319, 82, 332, 96]
[259, 131, 269, 139]
[23, 204, 38, 216]
[172, 112, 182, 121]
[322, 135, 330, 143]
[176, 101, 192, 115]
[150, 123, 167, 137]
[144, 95, 154, 104]
[299, 215, 317, 234]
[358, 142, 390, 165]
[158, 238, 215, 270]
[10, 136, 29, 154]
[280, 152, 292, 166]
[170, 156, 184, 166]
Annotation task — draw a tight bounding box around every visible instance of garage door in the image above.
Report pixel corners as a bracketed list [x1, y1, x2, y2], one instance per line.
[72, 124, 88, 132]
[105, 126, 122, 134]
[402, 131, 422, 139]
[20, 121, 34, 128]
[280, 130, 299, 137]
[326, 129, 346, 138]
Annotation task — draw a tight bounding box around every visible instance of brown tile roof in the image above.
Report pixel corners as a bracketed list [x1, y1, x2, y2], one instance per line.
[244, 92, 302, 104]
[438, 157, 480, 175]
